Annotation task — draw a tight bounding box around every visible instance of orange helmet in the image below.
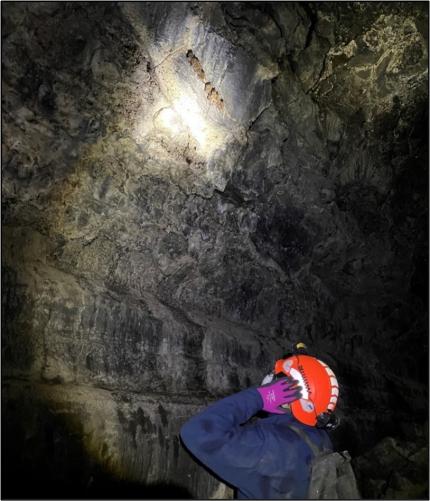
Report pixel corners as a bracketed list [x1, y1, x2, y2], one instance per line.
[274, 354, 339, 427]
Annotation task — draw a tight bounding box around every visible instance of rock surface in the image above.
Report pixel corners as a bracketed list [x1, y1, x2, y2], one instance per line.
[354, 422, 429, 499]
[2, 2, 428, 499]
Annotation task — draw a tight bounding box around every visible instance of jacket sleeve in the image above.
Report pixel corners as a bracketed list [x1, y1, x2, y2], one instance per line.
[180, 387, 266, 488]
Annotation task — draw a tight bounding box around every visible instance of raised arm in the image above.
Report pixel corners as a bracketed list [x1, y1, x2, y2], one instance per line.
[180, 388, 266, 487]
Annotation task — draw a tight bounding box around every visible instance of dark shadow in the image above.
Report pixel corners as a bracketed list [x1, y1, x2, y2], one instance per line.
[2, 383, 193, 500]
[86, 479, 193, 500]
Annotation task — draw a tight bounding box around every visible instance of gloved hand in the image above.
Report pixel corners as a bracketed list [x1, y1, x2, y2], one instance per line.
[256, 376, 302, 414]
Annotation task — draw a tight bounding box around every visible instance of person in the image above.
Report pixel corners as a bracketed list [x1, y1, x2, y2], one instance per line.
[180, 344, 339, 499]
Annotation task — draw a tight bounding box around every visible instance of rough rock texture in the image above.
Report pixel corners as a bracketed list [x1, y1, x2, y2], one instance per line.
[2, 2, 428, 499]
[353, 422, 429, 499]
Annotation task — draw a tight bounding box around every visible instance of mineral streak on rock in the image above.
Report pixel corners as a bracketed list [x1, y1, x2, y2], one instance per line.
[186, 49, 206, 82]
[1, 1, 428, 499]
[186, 49, 225, 110]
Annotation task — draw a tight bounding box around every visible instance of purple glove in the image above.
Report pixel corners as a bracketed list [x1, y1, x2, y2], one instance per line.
[257, 376, 302, 414]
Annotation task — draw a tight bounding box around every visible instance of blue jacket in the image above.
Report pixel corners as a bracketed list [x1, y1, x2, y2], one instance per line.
[180, 387, 333, 499]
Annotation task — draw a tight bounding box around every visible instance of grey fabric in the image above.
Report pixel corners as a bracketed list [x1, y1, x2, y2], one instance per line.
[308, 451, 361, 499]
[290, 425, 361, 500]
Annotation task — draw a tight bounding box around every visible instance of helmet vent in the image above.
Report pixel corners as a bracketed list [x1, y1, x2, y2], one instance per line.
[297, 364, 311, 395]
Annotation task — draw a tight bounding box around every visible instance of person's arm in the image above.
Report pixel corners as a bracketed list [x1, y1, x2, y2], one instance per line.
[180, 387, 266, 487]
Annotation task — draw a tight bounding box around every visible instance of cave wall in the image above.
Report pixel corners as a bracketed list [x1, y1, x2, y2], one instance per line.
[2, 2, 428, 499]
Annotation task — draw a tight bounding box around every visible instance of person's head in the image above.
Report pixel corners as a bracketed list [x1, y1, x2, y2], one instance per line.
[262, 343, 340, 430]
